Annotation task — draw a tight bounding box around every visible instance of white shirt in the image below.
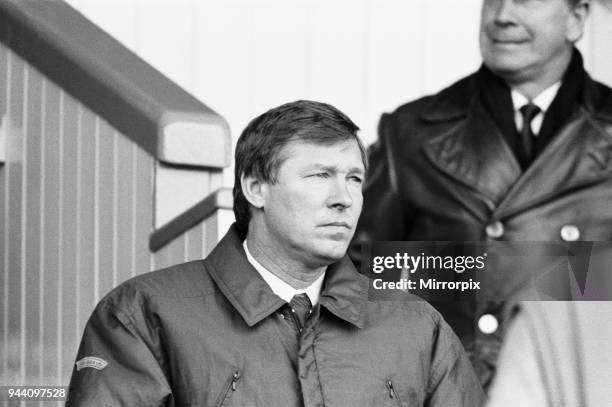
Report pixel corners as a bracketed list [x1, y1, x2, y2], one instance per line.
[243, 240, 325, 305]
[511, 81, 561, 136]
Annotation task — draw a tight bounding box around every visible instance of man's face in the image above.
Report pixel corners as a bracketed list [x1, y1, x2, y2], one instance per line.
[259, 139, 364, 268]
[479, 0, 583, 82]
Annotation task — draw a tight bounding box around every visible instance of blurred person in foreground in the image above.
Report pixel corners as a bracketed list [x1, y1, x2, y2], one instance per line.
[487, 302, 612, 406]
[67, 100, 484, 406]
[351, 0, 612, 388]
[488, 246, 612, 406]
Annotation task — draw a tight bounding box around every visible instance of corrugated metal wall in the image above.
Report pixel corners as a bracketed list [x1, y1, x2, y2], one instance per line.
[0, 43, 156, 386]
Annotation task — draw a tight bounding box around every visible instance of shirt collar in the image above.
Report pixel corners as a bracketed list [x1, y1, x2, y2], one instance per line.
[511, 81, 562, 114]
[243, 240, 325, 305]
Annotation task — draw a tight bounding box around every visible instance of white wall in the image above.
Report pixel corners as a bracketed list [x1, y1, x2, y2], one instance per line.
[64, 0, 612, 179]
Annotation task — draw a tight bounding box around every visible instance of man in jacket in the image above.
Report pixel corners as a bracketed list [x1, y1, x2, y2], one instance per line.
[67, 100, 484, 406]
[351, 0, 611, 388]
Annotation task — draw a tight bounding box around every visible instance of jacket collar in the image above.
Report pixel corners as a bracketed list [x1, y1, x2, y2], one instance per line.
[318, 256, 367, 328]
[583, 74, 612, 123]
[420, 73, 477, 123]
[420, 64, 612, 214]
[204, 224, 367, 328]
[420, 62, 612, 124]
[422, 95, 522, 207]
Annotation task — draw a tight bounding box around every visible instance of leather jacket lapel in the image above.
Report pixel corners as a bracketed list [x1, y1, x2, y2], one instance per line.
[423, 100, 522, 205]
[494, 110, 612, 218]
[420, 70, 612, 221]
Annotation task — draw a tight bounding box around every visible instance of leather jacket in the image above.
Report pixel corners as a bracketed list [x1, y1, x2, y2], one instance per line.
[351, 69, 612, 386]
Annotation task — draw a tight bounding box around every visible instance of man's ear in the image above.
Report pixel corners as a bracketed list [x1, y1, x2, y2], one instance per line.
[567, 0, 590, 43]
[241, 174, 267, 209]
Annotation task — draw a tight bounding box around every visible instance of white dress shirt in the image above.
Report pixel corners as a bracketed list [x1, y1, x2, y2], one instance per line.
[511, 81, 561, 135]
[243, 240, 325, 305]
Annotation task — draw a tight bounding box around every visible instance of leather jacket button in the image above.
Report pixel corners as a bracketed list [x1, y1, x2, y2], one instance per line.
[560, 224, 580, 242]
[478, 314, 499, 334]
[485, 221, 504, 239]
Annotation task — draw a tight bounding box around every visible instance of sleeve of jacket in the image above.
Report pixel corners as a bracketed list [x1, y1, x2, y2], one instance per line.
[66, 294, 172, 407]
[349, 112, 412, 270]
[426, 315, 486, 407]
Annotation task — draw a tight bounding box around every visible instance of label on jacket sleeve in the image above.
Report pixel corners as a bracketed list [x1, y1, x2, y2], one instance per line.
[75, 356, 108, 371]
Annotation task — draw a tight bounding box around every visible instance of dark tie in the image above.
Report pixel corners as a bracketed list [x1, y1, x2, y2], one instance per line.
[519, 103, 541, 167]
[289, 293, 312, 331]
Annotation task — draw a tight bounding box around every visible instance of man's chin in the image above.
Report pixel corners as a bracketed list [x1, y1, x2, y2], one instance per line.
[484, 57, 532, 82]
[310, 245, 349, 266]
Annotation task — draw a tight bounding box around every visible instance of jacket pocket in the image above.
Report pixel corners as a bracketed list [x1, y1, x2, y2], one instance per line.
[385, 378, 403, 407]
[216, 370, 241, 407]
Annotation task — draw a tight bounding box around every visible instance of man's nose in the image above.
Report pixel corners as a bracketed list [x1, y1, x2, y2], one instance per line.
[493, 0, 517, 26]
[328, 178, 354, 209]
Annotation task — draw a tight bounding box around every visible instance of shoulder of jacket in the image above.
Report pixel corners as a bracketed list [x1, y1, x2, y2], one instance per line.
[398, 296, 444, 324]
[372, 294, 444, 328]
[99, 260, 218, 312]
[380, 72, 477, 137]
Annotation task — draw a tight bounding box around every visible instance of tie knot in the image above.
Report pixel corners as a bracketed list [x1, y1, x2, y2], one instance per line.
[290, 293, 312, 312]
[520, 103, 541, 124]
[289, 293, 312, 331]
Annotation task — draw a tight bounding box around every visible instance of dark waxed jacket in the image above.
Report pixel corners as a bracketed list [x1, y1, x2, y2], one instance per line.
[350, 69, 612, 386]
[67, 225, 485, 406]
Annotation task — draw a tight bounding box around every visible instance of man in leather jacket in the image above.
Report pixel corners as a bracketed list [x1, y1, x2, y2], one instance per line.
[67, 100, 484, 406]
[351, 0, 611, 388]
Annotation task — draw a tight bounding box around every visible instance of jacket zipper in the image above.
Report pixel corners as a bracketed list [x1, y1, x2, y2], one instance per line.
[386, 379, 403, 407]
[218, 370, 241, 406]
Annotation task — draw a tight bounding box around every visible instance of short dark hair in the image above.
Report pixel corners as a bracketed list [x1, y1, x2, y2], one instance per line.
[232, 100, 366, 237]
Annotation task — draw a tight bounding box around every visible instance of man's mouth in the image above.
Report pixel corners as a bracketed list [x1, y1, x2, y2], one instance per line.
[488, 33, 529, 45]
[491, 38, 528, 45]
[322, 222, 351, 229]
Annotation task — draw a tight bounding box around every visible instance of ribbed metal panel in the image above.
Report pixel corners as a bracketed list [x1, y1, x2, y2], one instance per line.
[0, 45, 156, 386]
[0, 39, 9, 388]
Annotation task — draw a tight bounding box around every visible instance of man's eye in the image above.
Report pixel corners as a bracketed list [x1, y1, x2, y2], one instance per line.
[349, 176, 363, 183]
[312, 172, 329, 178]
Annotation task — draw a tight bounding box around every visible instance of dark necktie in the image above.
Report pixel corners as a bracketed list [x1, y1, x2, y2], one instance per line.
[289, 293, 312, 331]
[519, 103, 541, 167]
